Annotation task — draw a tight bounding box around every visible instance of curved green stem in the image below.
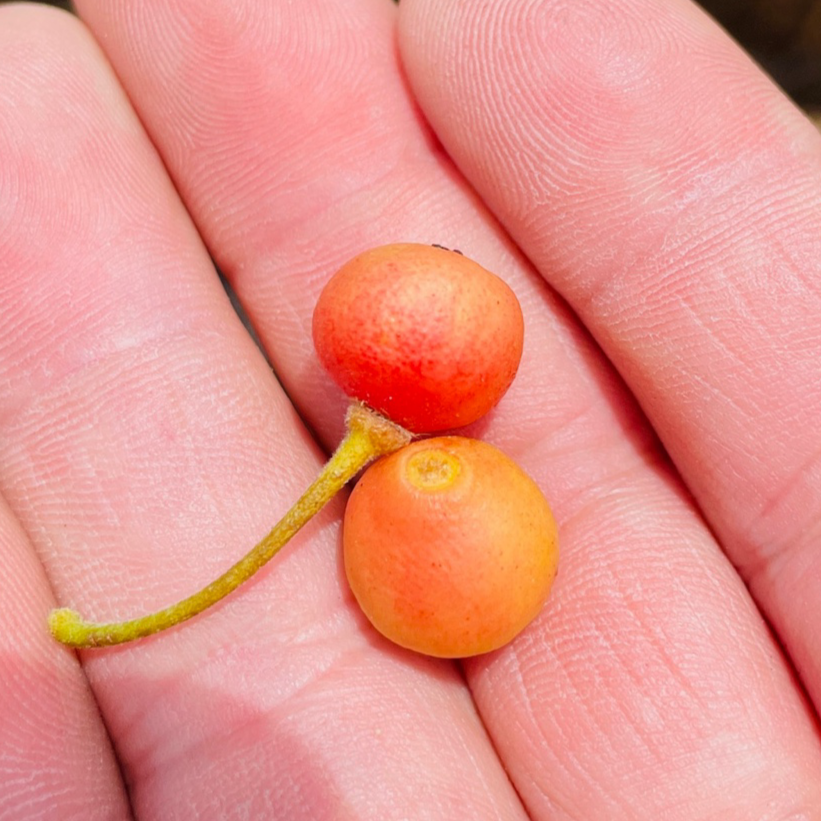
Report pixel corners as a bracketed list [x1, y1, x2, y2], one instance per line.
[49, 403, 412, 648]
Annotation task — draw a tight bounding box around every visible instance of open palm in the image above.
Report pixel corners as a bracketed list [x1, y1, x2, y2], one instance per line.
[2, 1, 821, 818]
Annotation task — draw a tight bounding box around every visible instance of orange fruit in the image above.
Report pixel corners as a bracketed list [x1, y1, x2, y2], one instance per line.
[312, 243, 524, 433]
[343, 437, 558, 657]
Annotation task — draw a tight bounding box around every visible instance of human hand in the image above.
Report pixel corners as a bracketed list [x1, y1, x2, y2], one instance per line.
[1, 1, 820, 819]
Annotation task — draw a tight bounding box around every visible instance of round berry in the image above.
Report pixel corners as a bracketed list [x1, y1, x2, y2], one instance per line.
[312, 243, 524, 432]
[343, 437, 558, 657]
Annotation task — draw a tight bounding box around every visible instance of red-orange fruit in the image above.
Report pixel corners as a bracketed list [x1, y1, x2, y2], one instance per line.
[312, 243, 524, 433]
[343, 437, 559, 658]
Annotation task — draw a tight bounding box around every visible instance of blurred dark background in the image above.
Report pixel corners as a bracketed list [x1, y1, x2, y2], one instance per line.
[7, 0, 821, 123]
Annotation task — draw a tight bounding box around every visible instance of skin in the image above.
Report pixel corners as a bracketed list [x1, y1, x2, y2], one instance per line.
[0, 1, 820, 819]
[313, 243, 525, 432]
[344, 437, 559, 657]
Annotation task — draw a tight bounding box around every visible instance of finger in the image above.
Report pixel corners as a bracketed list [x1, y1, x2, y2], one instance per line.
[0, 8, 128, 819]
[0, 496, 130, 820]
[79, 0, 432, 447]
[74, 0, 821, 817]
[0, 6, 527, 820]
[397, 0, 821, 718]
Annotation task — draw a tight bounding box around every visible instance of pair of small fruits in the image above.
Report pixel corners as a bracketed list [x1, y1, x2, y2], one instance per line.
[49, 243, 559, 658]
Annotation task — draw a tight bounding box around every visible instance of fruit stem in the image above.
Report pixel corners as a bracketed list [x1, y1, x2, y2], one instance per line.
[48, 403, 412, 648]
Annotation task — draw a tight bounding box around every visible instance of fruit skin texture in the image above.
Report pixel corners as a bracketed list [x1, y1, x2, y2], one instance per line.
[343, 437, 559, 658]
[312, 243, 524, 433]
